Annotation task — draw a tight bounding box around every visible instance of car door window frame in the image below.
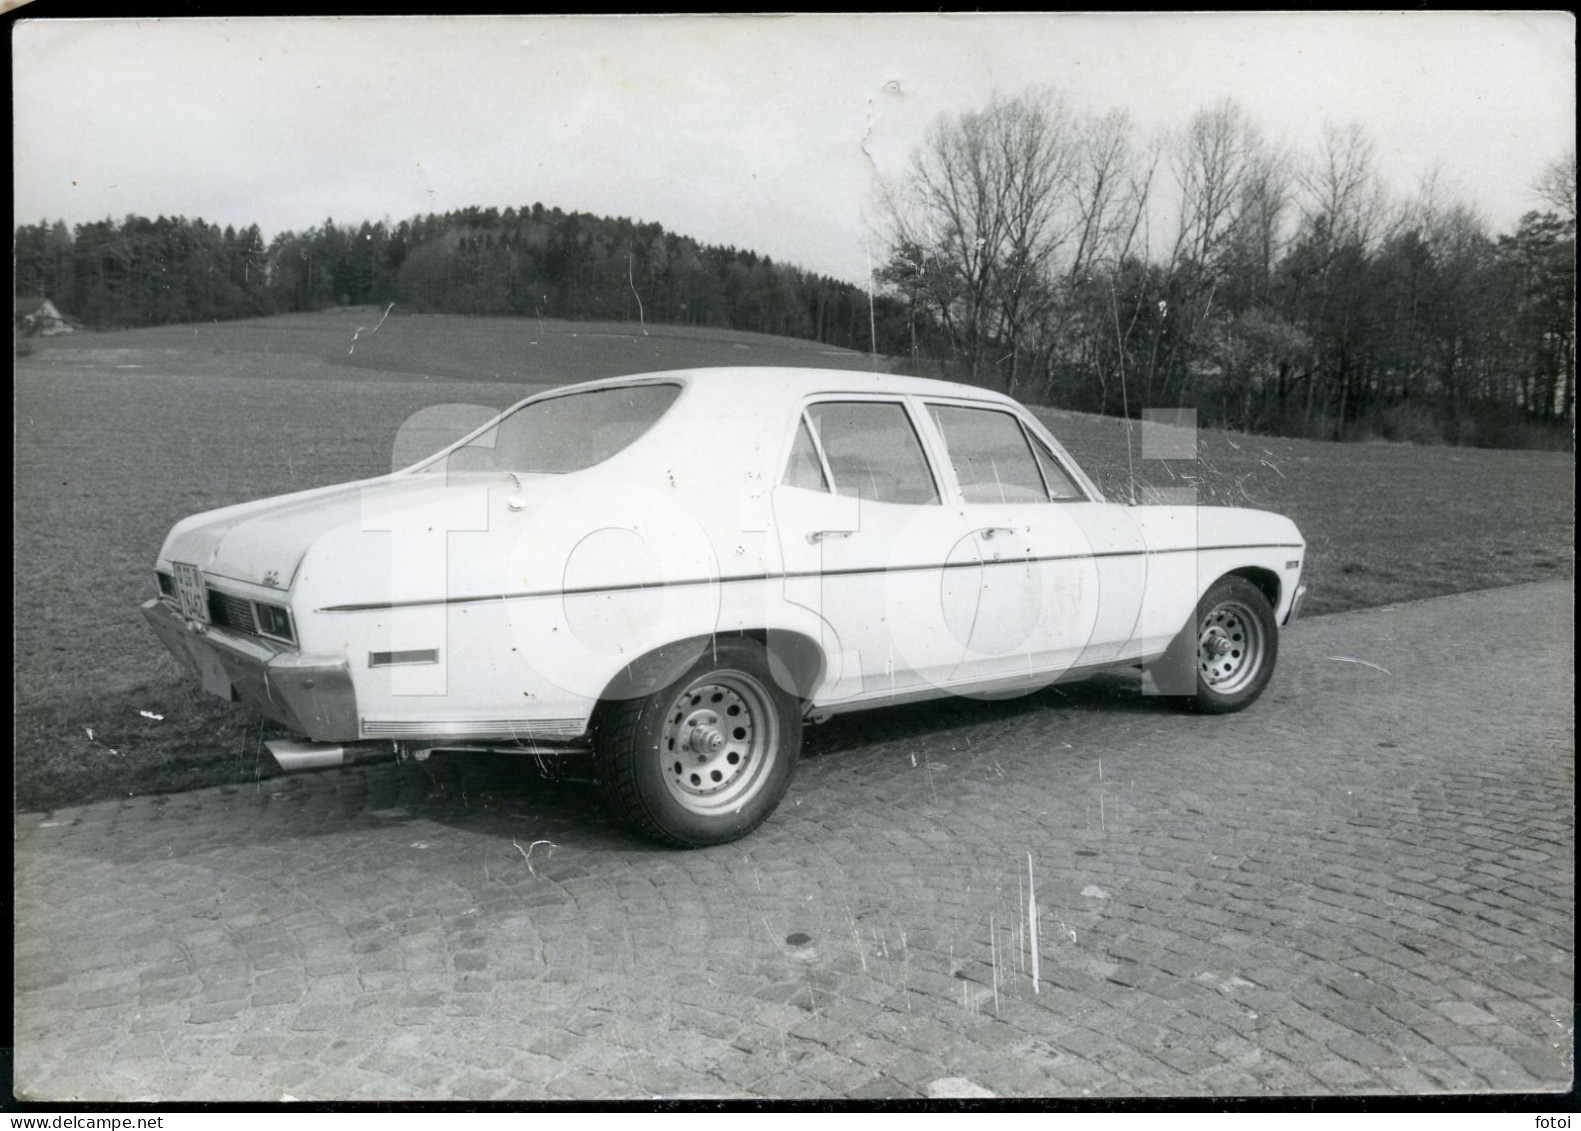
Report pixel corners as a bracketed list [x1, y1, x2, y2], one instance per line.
[922, 401, 1056, 505]
[782, 413, 836, 493]
[1019, 415, 1103, 502]
[919, 396, 1094, 505]
[1022, 424, 1088, 502]
[779, 395, 944, 506]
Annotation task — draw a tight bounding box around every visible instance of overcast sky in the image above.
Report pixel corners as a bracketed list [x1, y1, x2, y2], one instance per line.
[12, 13, 1576, 284]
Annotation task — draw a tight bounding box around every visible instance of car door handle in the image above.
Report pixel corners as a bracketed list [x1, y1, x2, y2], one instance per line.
[975, 526, 1017, 541]
[806, 529, 854, 544]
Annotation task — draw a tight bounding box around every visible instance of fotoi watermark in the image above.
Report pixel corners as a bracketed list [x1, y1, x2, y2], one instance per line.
[357, 396, 1215, 720]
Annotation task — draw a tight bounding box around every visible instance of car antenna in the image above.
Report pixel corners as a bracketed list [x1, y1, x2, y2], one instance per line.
[865, 243, 880, 368]
[1109, 278, 1138, 505]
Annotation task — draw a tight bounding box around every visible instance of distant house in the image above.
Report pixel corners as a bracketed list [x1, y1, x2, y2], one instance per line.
[15, 297, 78, 337]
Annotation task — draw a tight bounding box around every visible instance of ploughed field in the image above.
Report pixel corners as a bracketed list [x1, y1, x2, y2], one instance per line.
[14, 310, 1575, 809]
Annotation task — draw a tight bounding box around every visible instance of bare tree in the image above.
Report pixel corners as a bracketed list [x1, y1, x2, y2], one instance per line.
[1068, 109, 1149, 285]
[878, 90, 1564, 446]
[1172, 99, 1266, 273]
[1143, 100, 1283, 405]
[1298, 120, 1398, 251]
[1533, 147, 1578, 225]
[1055, 111, 1157, 408]
[1530, 149, 1578, 420]
[1233, 144, 1294, 298]
[993, 92, 1081, 392]
[878, 89, 1080, 387]
[1016, 108, 1154, 400]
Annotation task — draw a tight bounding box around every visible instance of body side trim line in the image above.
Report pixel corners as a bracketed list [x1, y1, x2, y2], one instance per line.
[318, 543, 1305, 613]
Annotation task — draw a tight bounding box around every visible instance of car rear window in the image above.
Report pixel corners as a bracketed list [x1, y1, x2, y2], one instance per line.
[448, 383, 681, 474]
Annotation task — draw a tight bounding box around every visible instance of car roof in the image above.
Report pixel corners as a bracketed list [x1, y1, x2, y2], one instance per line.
[439, 364, 1105, 503]
[542, 366, 1022, 408]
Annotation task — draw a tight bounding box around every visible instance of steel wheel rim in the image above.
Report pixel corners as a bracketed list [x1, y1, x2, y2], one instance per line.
[659, 669, 778, 816]
[1197, 598, 1265, 695]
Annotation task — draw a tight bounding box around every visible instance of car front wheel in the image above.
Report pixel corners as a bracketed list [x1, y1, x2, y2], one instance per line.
[594, 639, 801, 847]
[1173, 575, 1280, 714]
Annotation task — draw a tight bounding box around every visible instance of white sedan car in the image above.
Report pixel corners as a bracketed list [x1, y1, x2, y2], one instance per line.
[144, 368, 1307, 846]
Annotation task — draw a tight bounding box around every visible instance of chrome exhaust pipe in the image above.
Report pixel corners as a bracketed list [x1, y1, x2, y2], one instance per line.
[266, 739, 395, 772]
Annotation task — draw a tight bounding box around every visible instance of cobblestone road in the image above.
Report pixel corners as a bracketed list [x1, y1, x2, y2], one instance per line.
[13, 581, 1574, 1101]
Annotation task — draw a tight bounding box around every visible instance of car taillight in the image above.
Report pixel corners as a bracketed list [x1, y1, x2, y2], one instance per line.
[256, 603, 294, 642]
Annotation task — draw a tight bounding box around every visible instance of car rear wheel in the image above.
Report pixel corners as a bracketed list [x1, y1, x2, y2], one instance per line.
[594, 639, 801, 847]
[1171, 575, 1280, 714]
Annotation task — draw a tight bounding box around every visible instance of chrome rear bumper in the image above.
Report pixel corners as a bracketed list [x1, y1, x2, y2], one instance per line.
[142, 598, 360, 741]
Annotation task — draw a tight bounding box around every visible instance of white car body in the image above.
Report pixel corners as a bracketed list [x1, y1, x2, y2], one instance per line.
[145, 367, 1306, 769]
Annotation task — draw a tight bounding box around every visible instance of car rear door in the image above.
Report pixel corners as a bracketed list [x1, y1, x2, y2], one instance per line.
[771, 397, 975, 704]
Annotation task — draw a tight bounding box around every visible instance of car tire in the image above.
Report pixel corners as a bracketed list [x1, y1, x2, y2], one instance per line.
[1168, 575, 1280, 714]
[594, 638, 802, 847]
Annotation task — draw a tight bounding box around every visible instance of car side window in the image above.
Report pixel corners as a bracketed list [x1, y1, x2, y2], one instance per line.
[782, 417, 830, 492]
[928, 405, 1050, 504]
[804, 402, 940, 505]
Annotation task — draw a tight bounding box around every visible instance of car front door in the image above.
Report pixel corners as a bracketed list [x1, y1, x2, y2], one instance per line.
[1022, 425, 1149, 670]
[922, 401, 1148, 687]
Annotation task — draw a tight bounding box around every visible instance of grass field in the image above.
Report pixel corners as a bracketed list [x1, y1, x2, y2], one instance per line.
[14, 310, 1574, 810]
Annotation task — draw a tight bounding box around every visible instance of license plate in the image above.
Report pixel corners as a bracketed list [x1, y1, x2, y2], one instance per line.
[172, 562, 209, 622]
